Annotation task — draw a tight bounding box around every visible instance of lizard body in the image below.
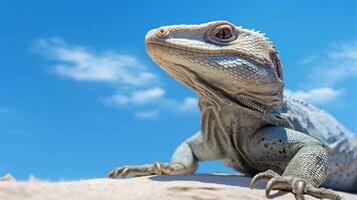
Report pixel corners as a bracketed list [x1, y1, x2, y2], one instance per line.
[108, 21, 357, 200]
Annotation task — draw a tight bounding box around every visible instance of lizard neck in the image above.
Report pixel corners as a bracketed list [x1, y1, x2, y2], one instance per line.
[195, 76, 287, 127]
[199, 96, 269, 174]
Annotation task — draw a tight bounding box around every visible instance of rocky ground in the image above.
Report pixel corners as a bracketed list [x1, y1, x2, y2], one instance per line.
[0, 173, 356, 200]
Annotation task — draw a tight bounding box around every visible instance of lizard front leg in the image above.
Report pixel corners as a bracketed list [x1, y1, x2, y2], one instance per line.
[247, 126, 344, 200]
[108, 132, 217, 178]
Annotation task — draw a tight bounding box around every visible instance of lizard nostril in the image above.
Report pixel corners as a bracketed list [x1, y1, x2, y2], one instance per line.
[157, 28, 168, 36]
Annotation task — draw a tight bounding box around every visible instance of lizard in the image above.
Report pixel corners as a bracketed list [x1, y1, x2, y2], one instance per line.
[107, 21, 357, 200]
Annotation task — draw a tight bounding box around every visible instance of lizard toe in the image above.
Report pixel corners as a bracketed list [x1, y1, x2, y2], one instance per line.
[106, 163, 166, 179]
[291, 179, 306, 200]
[305, 185, 345, 200]
[258, 175, 307, 200]
[250, 170, 345, 200]
[107, 166, 127, 179]
[265, 177, 291, 197]
[250, 169, 280, 189]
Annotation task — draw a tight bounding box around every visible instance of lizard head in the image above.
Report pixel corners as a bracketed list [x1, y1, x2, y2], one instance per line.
[146, 21, 284, 109]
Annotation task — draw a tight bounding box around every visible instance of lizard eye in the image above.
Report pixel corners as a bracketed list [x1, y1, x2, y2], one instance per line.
[215, 28, 232, 40]
[208, 24, 237, 44]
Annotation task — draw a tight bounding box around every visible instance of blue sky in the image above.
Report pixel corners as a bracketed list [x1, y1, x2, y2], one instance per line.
[0, 1, 356, 180]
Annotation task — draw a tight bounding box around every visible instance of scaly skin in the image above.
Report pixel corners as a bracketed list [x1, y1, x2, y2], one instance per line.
[107, 21, 357, 200]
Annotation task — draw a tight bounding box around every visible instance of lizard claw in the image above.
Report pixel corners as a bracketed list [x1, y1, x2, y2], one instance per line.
[250, 169, 280, 189]
[265, 177, 292, 197]
[250, 169, 345, 200]
[291, 179, 305, 200]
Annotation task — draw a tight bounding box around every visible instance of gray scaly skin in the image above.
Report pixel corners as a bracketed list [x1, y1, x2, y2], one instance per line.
[108, 21, 357, 200]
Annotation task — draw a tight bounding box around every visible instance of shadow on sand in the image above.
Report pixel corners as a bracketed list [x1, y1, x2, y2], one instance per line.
[149, 173, 290, 199]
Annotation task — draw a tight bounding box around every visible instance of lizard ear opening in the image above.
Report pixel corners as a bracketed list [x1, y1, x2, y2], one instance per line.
[270, 52, 283, 81]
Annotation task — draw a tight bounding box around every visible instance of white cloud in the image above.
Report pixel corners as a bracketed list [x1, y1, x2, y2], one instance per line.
[104, 94, 130, 105]
[0, 107, 23, 120]
[302, 41, 357, 86]
[177, 97, 198, 112]
[131, 87, 165, 104]
[293, 40, 357, 106]
[299, 55, 317, 64]
[35, 37, 198, 118]
[104, 87, 165, 106]
[135, 110, 159, 119]
[285, 87, 344, 104]
[105, 91, 199, 114]
[34, 37, 156, 85]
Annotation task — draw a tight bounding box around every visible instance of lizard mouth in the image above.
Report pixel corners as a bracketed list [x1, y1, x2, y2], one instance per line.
[146, 41, 271, 67]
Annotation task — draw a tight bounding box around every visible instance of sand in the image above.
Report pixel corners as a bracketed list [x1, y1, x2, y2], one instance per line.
[0, 174, 356, 200]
